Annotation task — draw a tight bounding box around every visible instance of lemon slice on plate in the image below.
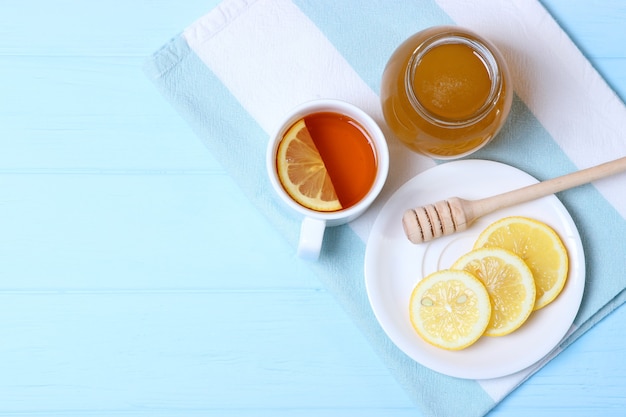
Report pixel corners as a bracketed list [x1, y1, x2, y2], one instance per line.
[474, 216, 569, 310]
[452, 247, 536, 337]
[409, 269, 491, 350]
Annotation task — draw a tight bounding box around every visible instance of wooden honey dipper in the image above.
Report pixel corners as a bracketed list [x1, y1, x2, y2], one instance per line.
[403, 156, 626, 244]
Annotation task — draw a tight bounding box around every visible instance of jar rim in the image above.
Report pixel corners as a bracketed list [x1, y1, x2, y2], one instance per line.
[405, 32, 503, 127]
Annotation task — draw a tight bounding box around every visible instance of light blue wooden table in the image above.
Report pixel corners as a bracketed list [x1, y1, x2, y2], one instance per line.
[1, 1, 625, 415]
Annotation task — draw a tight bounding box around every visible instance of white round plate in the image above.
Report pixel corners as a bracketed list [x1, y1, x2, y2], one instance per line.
[364, 160, 585, 379]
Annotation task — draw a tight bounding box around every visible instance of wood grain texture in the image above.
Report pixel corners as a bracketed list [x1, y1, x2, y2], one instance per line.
[0, 0, 625, 416]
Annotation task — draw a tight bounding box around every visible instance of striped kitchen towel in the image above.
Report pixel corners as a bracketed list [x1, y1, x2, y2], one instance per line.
[144, 0, 626, 415]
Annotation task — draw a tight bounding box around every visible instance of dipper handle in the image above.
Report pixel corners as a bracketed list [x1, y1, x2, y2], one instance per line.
[403, 156, 626, 244]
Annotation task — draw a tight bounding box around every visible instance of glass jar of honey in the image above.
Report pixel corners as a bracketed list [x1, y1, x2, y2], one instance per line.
[380, 26, 513, 159]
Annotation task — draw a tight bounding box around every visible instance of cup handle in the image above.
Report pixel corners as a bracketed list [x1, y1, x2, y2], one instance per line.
[297, 217, 327, 260]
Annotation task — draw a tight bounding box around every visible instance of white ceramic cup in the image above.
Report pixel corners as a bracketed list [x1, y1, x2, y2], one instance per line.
[266, 99, 390, 260]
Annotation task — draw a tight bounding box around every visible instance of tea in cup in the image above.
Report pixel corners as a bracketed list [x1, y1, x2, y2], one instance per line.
[266, 99, 389, 260]
[380, 26, 513, 159]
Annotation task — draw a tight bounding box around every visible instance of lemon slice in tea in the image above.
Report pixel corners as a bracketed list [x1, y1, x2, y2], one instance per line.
[276, 119, 341, 212]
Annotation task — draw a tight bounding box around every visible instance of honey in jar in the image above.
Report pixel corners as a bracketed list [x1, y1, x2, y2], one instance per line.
[380, 26, 513, 159]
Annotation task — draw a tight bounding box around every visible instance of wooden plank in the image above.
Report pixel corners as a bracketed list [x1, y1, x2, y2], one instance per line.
[540, 0, 626, 59]
[0, 56, 214, 171]
[0, 291, 413, 412]
[0, 174, 316, 290]
[0, 1, 219, 56]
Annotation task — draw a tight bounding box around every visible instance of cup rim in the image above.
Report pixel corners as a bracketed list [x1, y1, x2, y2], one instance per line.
[266, 98, 389, 221]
